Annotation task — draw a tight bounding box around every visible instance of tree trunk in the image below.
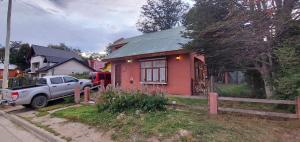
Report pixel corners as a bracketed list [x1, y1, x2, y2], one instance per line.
[262, 78, 273, 98]
[258, 63, 274, 98]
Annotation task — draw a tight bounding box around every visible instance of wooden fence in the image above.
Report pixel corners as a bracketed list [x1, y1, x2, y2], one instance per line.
[209, 92, 300, 119]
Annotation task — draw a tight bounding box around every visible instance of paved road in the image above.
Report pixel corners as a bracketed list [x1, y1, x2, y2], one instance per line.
[0, 115, 43, 142]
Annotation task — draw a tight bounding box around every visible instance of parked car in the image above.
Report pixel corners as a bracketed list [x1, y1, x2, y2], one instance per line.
[89, 72, 111, 87]
[0, 75, 92, 109]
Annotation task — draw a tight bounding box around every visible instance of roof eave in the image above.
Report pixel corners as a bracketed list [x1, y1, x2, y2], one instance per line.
[103, 49, 190, 62]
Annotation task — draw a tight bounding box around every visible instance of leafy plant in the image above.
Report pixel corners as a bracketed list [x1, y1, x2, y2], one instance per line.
[97, 90, 168, 113]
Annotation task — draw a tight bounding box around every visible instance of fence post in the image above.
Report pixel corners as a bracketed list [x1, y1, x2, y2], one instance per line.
[74, 84, 81, 104]
[84, 87, 91, 103]
[209, 92, 218, 115]
[296, 96, 300, 119]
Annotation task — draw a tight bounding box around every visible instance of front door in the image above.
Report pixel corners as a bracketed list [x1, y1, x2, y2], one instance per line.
[115, 64, 122, 87]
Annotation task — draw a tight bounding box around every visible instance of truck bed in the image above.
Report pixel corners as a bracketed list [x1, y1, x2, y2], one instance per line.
[8, 84, 46, 90]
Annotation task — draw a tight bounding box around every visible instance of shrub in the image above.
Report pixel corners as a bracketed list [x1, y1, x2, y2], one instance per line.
[97, 90, 168, 113]
[216, 84, 253, 98]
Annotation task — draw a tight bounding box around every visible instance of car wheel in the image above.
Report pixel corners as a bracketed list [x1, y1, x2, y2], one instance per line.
[31, 95, 48, 109]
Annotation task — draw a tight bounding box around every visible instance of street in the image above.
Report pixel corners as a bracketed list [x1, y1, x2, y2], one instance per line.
[0, 115, 42, 142]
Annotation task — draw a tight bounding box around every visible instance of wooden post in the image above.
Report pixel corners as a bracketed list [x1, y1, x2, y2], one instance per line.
[100, 80, 105, 92]
[296, 96, 300, 119]
[74, 84, 81, 104]
[209, 92, 218, 115]
[84, 87, 91, 103]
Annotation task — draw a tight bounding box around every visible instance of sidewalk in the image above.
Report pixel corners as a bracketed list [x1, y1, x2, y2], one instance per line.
[0, 115, 42, 142]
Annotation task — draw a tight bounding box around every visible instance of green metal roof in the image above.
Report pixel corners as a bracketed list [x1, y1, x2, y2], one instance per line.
[105, 26, 190, 60]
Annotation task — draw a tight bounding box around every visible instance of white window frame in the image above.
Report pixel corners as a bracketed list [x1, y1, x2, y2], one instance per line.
[140, 57, 167, 85]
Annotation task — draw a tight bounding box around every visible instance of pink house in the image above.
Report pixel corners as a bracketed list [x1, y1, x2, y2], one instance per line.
[104, 27, 207, 96]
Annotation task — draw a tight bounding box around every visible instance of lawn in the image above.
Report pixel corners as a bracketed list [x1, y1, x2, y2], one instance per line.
[52, 105, 300, 142]
[167, 96, 208, 106]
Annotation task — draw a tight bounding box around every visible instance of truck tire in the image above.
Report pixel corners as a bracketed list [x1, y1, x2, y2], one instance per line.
[31, 95, 48, 109]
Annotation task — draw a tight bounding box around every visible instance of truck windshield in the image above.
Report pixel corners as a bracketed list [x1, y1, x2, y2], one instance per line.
[36, 78, 47, 85]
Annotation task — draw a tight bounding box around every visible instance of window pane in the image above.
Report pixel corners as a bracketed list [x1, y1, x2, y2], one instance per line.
[146, 69, 152, 81]
[50, 77, 63, 84]
[37, 78, 47, 85]
[153, 60, 166, 67]
[141, 69, 145, 82]
[63, 77, 77, 83]
[153, 69, 159, 82]
[99, 74, 105, 80]
[141, 61, 152, 68]
[160, 68, 166, 82]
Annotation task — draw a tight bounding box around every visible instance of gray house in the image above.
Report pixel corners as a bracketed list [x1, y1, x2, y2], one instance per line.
[29, 45, 94, 77]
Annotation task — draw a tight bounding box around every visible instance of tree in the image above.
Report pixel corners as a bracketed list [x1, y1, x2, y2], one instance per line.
[184, 0, 300, 98]
[137, 0, 189, 33]
[0, 42, 31, 70]
[10, 43, 31, 70]
[89, 53, 105, 60]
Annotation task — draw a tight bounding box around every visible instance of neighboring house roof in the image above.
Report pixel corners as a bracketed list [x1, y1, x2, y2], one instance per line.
[88, 60, 107, 71]
[0, 63, 17, 70]
[36, 58, 95, 72]
[105, 26, 191, 60]
[31, 45, 82, 63]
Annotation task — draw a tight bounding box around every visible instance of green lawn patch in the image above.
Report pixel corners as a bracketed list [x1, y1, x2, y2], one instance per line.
[167, 96, 208, 106]
[52, 105, 300, 142]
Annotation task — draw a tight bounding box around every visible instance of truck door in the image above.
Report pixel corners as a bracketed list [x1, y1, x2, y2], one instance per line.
[49, 77, 68, 98]
[63, 76, 78, 94]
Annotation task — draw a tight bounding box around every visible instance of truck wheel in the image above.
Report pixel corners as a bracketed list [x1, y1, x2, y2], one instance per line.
[31, 95, 48, 109]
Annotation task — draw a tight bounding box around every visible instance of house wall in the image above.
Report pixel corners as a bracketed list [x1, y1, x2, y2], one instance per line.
[30, 56, 46, 72]
[52, 60, 92, 75]
[112, 53, 195, 96]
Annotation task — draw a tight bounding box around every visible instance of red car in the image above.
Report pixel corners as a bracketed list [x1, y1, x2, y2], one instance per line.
[89, 72, 111, 87]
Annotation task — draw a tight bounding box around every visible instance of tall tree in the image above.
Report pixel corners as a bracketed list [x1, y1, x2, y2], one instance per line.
[137, 0, 189, 33]
[184, 0, 300, 98]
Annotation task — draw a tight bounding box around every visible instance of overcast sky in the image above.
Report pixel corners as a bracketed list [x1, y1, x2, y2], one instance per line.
[0, 0, 192, 53]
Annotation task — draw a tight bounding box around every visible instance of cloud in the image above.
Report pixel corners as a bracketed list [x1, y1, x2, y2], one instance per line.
[0, 0, 192, 53]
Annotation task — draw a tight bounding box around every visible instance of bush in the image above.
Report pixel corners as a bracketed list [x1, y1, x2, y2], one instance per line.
[97, 90, 168, 113]
[216, 84, 253, 98]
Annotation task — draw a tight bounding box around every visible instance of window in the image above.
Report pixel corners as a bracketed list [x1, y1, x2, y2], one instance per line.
[63, 77, 78, 83]
[36, 78, 47, 85]
[50, 77, 64, 84]
[99, 74, 105, 80]
[140, 59, 167, 83]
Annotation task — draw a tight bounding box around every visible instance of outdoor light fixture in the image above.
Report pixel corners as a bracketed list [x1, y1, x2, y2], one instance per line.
[176, 55, 181, 60]
[127, 59, 133, 63]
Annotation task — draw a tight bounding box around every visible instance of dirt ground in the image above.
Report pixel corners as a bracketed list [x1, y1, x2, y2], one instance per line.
[7, 106, 113, 142]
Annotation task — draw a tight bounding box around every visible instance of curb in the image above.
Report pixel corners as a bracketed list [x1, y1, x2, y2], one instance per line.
[0, 110, 65, 142]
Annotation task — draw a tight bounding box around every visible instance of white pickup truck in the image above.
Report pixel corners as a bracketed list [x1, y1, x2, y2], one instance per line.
[0, 75, 92, 109]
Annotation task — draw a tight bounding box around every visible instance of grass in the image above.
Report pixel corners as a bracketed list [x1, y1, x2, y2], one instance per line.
[168, 96, 293, 113]
[167, 96, 208, 106]
[52, 105, 300, 142]
[219, 101, 294, 113]
[216, 84, 254, 98]
[36, 97, 75, 117]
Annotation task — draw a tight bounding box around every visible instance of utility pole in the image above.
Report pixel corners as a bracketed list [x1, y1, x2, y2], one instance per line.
[2, 0, 13, 89]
